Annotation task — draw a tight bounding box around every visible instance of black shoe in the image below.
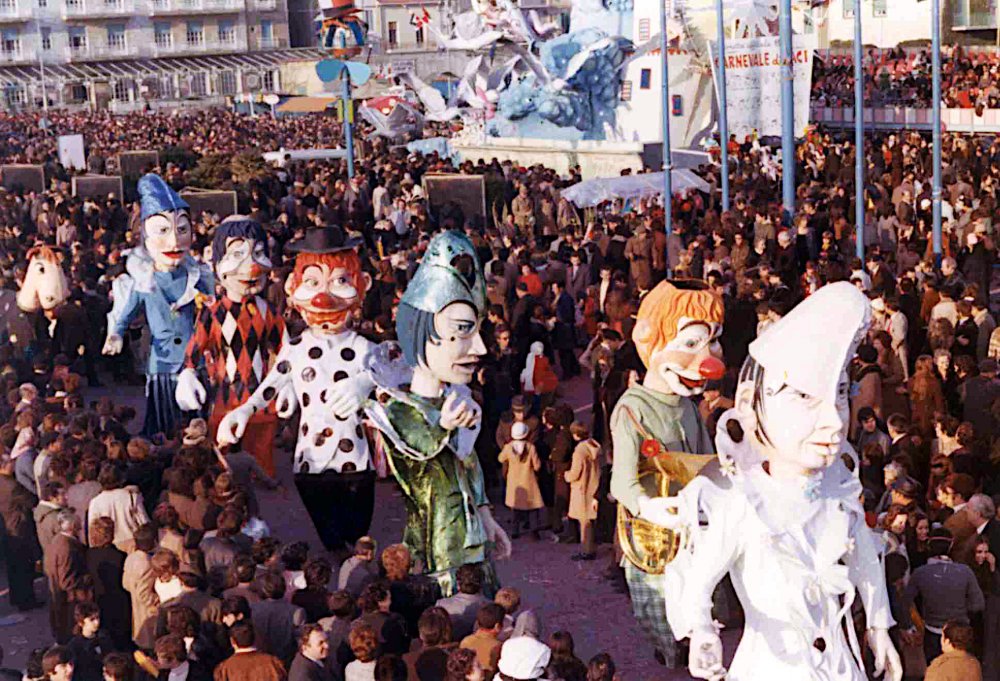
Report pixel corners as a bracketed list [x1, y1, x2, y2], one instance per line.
[571, 552, 596, 561]
[654, 650, 666, 667]
[15, 600, 43, 612]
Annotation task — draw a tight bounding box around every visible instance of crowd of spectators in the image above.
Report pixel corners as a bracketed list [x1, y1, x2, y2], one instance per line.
[812, 45, 1000, 110]
[0, 103, 997, 681]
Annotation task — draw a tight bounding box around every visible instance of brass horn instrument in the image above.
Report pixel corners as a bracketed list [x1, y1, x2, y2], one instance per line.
[616, 408, 715, 574]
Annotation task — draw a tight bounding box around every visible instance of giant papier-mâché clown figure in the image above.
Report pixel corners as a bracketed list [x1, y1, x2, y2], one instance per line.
[103, 174, 214, 436]
[365, 230, 511, 597]
[217, 226, 377, 551]
[608, 279, 725, 668]
[659, 282, 902, 681]
[176, 216, 285, 476]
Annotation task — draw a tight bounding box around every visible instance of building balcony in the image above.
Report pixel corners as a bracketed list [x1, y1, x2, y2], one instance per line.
[380, 41, 436, 53]
[152, 34, 246, 54]
[62, 0, 135, 18]
[0, 0, 33, 22]
[149, 0, 244, 14]
[254, 0, 276, 11]
[258, 35, 287, 49]
[0, 44, 32, 63]
[66, 41, 134, 60]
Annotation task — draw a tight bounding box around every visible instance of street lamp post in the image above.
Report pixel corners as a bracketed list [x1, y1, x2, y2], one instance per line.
[931, 0, 942, 257]
[660, 0, 673, 247]
[716, 0, 729, 212]
[854, 0, 864, 260]
[779, 0, 794, 224]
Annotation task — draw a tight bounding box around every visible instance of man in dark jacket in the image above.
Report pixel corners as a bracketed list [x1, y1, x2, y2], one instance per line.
[44, 510, 87, 643]
[0, 453, 41, 611]
[289, 624, 334, 681]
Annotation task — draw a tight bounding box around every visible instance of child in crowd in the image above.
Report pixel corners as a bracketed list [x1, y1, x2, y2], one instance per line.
[498, 421, 543, 539]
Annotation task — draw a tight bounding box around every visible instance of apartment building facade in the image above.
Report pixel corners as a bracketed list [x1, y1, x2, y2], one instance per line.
[0, 0, 301, 108]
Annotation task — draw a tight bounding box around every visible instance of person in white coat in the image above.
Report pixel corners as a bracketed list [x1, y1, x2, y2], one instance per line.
[659, 283, 903, 681]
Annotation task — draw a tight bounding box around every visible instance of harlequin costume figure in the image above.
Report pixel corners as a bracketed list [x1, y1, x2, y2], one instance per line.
[103, 174, 214, 437]
[176, 216, 285, 476]
[365, 231, 511, 597]
[608, 280, 724, 668]
[218, 227, 377, 551]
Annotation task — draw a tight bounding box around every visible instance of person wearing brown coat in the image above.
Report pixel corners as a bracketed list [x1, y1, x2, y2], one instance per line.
[44, 511, 88, 643]
[215, 620, 287, 681]
[925, 622, 982, 681]
[908, 355, 947, 437]
[498, 423, 544, 538]
[122, 524, 160, 649]
[565, 424, 601, 560]
[624, 227, 654, 293]
[542, 407, 574, 537]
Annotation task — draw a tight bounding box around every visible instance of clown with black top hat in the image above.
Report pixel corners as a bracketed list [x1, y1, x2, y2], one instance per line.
[218, 226, 377, 551]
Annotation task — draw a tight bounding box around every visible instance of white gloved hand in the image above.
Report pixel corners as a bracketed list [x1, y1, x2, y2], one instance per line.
[636, 494, 682, 529]
[439, 391, 481, 431]
[688, 627, 726, 681]
[275, 383, 298, 419]
[327, 375, 371, 419]
[175, 368, 206, 411]
[217, 407, 251, 446]
[867, 628, 903, 681]
[102, 334, 123, 356]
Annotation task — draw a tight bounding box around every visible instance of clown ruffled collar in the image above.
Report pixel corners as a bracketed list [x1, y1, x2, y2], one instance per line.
[125, 247, 209, 312]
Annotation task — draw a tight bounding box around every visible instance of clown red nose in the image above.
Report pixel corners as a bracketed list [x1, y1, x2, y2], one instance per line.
[311, 292, 337, 308]
[699, 356, 725, 381]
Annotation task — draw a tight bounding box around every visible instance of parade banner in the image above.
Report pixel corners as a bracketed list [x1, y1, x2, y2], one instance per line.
[179, 188, 238, 220]
[709, 35, 814, 140]
[0, 164, 45, 193]
[58, 134, 86, 171]
[72, 175, 123, 201]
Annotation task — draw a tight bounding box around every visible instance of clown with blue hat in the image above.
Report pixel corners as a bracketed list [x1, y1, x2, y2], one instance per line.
[103, 174, 214, 437]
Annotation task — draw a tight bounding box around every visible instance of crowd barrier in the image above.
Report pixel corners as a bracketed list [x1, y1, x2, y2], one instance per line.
[810, 105, 1000, 133]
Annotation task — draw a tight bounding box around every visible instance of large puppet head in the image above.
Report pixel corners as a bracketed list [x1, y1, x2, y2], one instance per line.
[284, 227, 371, 333]
[138, 173, 192, 272]
[734, 282, 871, 473]
[632, 280, 725, 397]
[396, 231, 488, 385]
[16, 245, 69, 314]
[212, 216, 272, 303]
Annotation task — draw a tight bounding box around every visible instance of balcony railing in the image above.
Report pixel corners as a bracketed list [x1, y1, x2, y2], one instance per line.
[258, 35, 287, 49]
[152, 34, 245, 54]
[254, 0, 275, 10]
[66, 41, 133, 59]
[149, 0, 243, 14]
[63, 0, 135, 17]
[0, 1, 33, 21]
[0, 45, 27, 63]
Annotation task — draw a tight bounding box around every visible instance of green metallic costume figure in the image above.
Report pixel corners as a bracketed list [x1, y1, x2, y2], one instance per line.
[366, 231, 511, 596]
[609, 280, 724, 668]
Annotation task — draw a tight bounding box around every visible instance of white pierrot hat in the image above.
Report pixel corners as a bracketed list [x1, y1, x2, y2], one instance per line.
[748, 282, 871, 401]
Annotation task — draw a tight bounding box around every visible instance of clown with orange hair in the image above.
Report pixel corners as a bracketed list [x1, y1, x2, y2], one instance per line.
[608, 279, 724, 669]
[217, 226, 377, 552]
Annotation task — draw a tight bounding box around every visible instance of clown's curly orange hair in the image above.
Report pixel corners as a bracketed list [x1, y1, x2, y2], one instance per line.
[288, 250, 367, 313]
[632, 280, 724, 368]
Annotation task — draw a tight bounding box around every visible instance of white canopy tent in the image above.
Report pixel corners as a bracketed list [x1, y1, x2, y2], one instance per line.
[561, 169, 711, 208]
